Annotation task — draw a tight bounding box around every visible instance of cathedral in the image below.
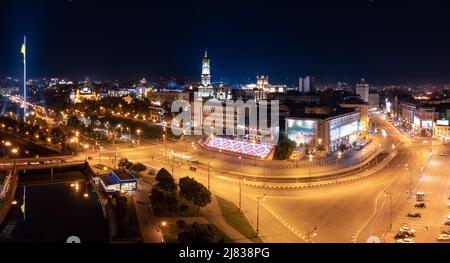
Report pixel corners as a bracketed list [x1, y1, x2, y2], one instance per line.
[197, 50, 231, 100]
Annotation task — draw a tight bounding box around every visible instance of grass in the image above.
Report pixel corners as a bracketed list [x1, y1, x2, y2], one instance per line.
[216, 196, 263, 243]
[163, 223, 232, 243]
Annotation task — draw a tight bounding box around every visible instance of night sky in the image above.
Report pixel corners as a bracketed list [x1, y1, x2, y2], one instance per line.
[2, 0, 450, 85]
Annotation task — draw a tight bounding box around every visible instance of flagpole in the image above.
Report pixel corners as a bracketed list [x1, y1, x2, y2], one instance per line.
[23, 36, 27, 121]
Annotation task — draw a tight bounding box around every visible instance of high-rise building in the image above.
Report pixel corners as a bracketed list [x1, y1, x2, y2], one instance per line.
[355, 78, 369, 103]
[298, 76, 315, 93]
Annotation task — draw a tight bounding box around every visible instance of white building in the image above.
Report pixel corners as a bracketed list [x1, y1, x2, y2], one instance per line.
[355, 78, 369, 103]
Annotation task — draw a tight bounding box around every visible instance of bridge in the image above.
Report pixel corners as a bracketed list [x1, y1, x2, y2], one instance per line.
[0, 156, 89, 186]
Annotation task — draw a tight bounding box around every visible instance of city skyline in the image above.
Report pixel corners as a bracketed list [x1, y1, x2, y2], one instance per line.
[2, 0, 450, 85]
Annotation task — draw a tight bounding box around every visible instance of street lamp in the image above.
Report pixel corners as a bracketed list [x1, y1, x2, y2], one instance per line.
[208, 159, 212, 191]
[384, 191, 392, 232]
[337, 151, 342, 169]
[11, 148, 18, 173]
[256, 194, 266, 238]
[136, 129, 141, 145]
[239, 176, 245, 213]
[405, 163, 412, 199]
[306, 226, 318, 243]
[83, 144, 89, 161]
[160, 221, 168, 242]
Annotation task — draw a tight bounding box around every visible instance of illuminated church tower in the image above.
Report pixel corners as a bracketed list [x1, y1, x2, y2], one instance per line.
[201, 50, 211, 86]
[198, 50, 214, 97]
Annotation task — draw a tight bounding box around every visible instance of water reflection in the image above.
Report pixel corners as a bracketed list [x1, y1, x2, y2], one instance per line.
[0, 171, 109, 243]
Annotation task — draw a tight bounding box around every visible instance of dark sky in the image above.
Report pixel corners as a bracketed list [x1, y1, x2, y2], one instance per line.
[2, 0, 450, 85]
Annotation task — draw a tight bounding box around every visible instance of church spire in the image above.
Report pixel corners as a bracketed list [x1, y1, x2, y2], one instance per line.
[204, 49, 208, 58]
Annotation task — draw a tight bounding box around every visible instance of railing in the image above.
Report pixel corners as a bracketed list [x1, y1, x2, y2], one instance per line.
[0, 170, 13, 202]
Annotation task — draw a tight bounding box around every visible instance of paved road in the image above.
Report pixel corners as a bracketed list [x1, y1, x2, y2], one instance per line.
[71, 112, 449, 243]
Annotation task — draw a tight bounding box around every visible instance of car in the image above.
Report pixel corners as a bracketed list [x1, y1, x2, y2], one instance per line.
[441, 230, 450, 235]
[414, 203, 426, 208]
[439, 153, 447, 157]
[400, 226, 416, 234]
[407, 212, 421, 218]
[437, 234, 450, 241]
[444, 221, 450, 226]
[397, 238, 415, 243]
[395, 232, 408, 240]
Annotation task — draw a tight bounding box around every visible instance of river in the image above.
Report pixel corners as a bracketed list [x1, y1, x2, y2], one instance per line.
[0, 170, 109, 243]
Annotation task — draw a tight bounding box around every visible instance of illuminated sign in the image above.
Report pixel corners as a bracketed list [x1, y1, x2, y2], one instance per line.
[436, 120, 449, 126]
[286, 119, 318, 145]
[422, 120, 432, 129]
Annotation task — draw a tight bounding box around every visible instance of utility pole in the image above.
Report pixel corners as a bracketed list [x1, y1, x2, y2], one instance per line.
[256, 194, 266, 238]
[384, 191, 392, 231]
[306, 227, 318, 243]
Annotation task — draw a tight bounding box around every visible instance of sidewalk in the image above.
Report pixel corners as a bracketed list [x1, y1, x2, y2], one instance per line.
[201, 195, 254, 243]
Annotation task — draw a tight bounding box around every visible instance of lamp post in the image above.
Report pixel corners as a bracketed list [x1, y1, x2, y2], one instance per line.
[83, 144, 89, 161]
[207, 159, 212, 191]
[256, 194, 266, 238]
[384, 191, 392, 231]
[405, 163, 412, 199]
[308, 154, 313, 184]
[11, 148, 18, 173]
[337, 151, 342, 169]
[306, 226, 318, 243]
[160, 221, 167, 242]
[99, 146, 102, 165]
[136, 128, 141, 146]
[126, 127, 131, 145]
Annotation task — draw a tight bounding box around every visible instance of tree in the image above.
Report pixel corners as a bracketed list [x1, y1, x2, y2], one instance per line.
[149, 187, 179, 215]
[149, 187, 166, 213]
[155, 168, 176, 192]
[179, 177, 212, 212]
[274, 134, 296, 160]
[118, 158, 133, 170]
[130, 162, 147, 177]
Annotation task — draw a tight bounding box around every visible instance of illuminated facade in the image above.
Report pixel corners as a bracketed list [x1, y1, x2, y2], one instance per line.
[285, 108, 361, 155]
[198, 50, 214, 97]
[70, 87, 99, 104]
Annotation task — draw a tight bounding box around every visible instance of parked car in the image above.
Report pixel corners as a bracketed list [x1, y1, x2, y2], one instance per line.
[414, 203, 426, 208]
[441, 230, 450, 235]
[397, 238, 415, 243]
[437, 234, 450, 241]
[407, 212, 421, 218]
[400, 226, 416, 234]
[444, 221, 450, 226]
[438, 152, 447, 157]
[395, 232, 408, 240]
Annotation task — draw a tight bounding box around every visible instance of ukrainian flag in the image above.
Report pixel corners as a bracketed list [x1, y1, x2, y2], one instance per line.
[20, 186, 26, 220]
[20, 36, 26, 65]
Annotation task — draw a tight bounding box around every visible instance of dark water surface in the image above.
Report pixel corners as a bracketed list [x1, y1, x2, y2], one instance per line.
[0, 171, 109, 243]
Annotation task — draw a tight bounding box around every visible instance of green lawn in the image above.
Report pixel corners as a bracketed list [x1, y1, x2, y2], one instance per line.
[216, 196, 263, 243]
[163, 223, 232, 243]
